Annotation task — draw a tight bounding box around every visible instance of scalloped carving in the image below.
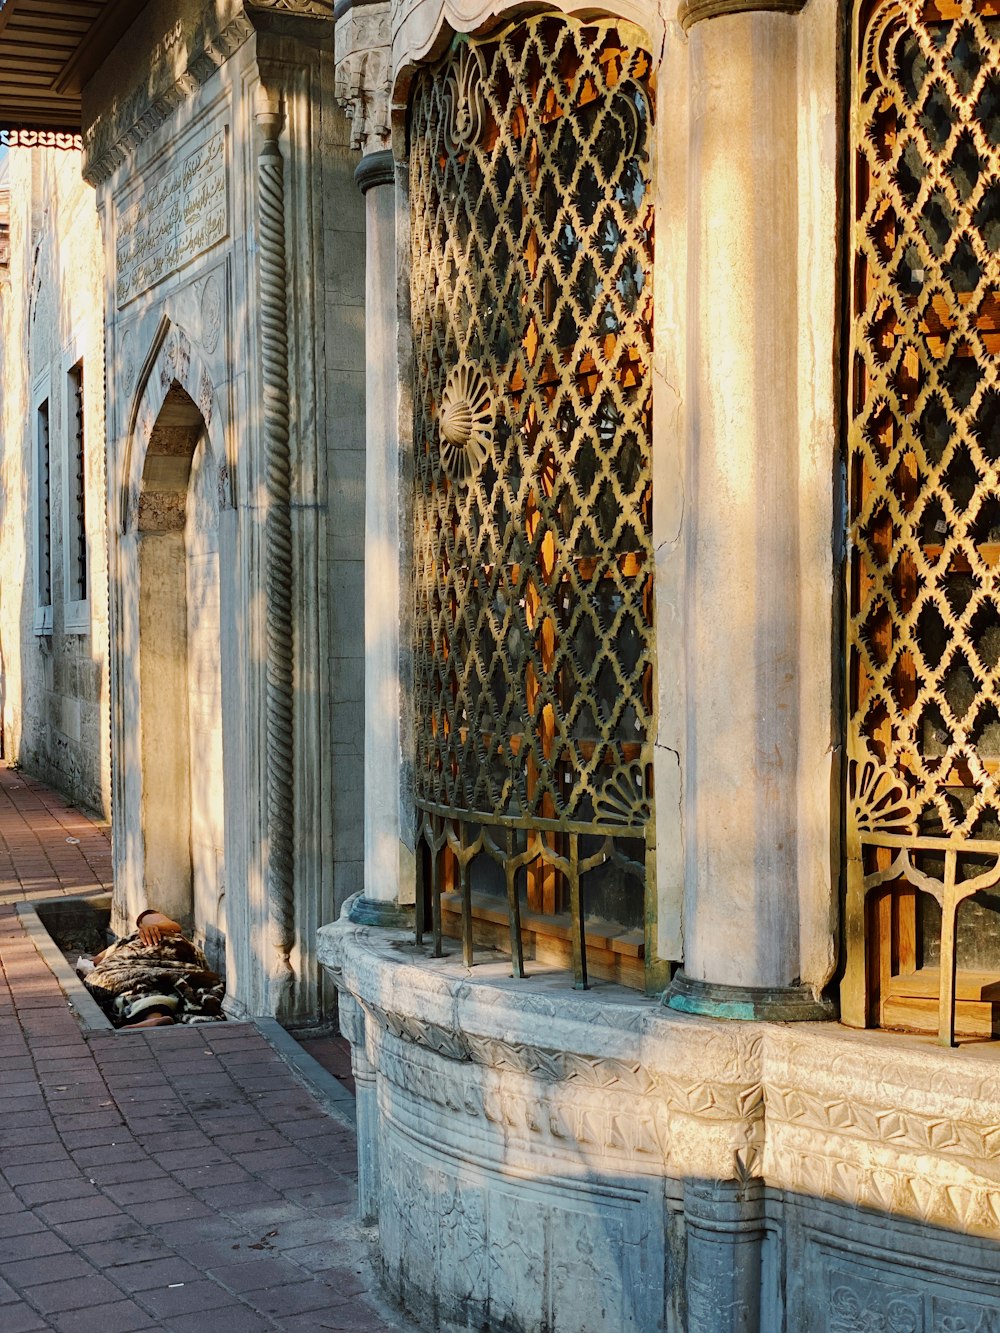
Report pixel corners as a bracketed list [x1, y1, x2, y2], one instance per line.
[594, 765, 650, 828]
[849, 757, 915, 836]
[438, 362, 493, 484]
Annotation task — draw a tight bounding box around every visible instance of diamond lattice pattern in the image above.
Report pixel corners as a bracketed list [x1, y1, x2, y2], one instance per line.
[410, 17, 656, 834]
[850, 0, 1000, 842]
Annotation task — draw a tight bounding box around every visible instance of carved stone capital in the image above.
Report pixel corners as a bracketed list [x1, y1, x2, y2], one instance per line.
[679, 0, 807, 29]
[335, 1, 391, 157]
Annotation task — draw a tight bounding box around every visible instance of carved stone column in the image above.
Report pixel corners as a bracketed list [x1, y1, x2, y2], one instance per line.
[664, 8, 834, 1020]
[255, 80, 297, 1012]
[336, 3, 412, 926]
[683, 1178, 765, 1333]
[339, 993, 379, 1223]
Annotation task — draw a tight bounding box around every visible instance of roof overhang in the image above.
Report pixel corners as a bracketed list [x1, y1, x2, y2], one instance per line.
[0, 0, 151, 142]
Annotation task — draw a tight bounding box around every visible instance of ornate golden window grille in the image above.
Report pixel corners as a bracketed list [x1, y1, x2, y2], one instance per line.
[408, 15, 659, 990]
[844, 0, 1000, 1043]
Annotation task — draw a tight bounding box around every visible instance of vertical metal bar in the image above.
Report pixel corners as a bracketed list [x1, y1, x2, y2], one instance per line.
[414, 826, 425, 946]
[570, 833, 588, 990]
[460, 846, 474, 968]
[505, 828, 525, 978]
[432, 819, 443, 959]
[937, 851, 958, 1048]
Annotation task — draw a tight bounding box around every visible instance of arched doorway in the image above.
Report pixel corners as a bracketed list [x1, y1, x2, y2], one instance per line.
[137, 382, 226, 967]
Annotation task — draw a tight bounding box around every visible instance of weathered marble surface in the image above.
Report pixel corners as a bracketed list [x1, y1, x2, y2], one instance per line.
[322, 912, 1000, 1332]
[83, 0, 366, 1022]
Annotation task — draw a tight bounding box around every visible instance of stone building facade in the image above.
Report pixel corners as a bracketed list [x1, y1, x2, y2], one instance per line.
[1, 1, 367, 1024]
[317, 0, 1000, 1328]
[76, 1, 368, 1020]
[0, 146, 111, 819]
[4, 0, 1000, 1326]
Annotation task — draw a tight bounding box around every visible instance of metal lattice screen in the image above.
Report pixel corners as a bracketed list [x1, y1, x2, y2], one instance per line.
[409, 16, 656, 985]
[845, 0, 1000, 1040]
[850, 0, 1000, 841]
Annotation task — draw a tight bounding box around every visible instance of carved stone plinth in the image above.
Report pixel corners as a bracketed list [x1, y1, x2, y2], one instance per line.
[321, 913, 1000, 1331]
[347, 895, 413, 927]
[665, 971, 834, 1022]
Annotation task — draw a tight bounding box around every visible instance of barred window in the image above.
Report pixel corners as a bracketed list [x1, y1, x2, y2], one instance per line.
[844, 0, 1000, 1042]
[409, 15, 659, 989]
[67, 359, 87, 605]
[35, 395, 52, 630]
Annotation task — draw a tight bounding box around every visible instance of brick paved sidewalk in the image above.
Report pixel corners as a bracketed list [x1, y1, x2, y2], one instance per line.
[0, 765, 420, 1333]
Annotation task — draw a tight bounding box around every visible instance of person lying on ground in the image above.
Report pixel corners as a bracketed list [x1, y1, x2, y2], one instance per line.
[76, 909, 226, 1029]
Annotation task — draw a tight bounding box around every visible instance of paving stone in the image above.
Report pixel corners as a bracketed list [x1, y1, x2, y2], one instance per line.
[54, 1214, 145, 1246]
[0, 1229, 73, 1262]
[205, 1183, 287, 1210]
[206, 1254, 313, 1290]
[50, 1298, 162, 1332]
[174, 1163, 255, 1189]
[79, 1232, 175, 1269]
[0, 1145, 74, 1169]
[282, 1181, 354, 1209]
[21, 1272, 125, 1314]
[0, 1213, 48, 1241]
[2, 1250, 96, 1288]
[36, 1194, 126, 1224]
[250, 1278, 349, 1318]
[159, 1305, 275, 1333]
[107, 1255, 203, 1292]
[123, 1196, 214, 1225]
[3, 1159, 84, 1187]
[84, 1161, 170, 1187]
[0, 1299, 50, 1331]
[135, 1276, 242, 1317]
[103, 1177, 186, 1205]
[0, 768, 419, 1333]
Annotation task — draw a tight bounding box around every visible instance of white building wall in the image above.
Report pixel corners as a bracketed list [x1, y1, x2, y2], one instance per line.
[0, 148, 111, 820]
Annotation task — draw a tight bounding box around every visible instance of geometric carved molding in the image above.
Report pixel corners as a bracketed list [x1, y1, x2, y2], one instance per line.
[321, 917, 1000, 1235]
[83, 14, 253, 186]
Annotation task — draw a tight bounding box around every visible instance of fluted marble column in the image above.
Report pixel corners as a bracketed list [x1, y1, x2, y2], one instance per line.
[665, 4, 834, 1021]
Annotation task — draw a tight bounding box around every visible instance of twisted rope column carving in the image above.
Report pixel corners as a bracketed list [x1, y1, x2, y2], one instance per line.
[256, 85, 296, 1012]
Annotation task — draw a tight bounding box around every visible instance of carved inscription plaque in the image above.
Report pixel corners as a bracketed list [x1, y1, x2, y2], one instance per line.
[116, 128, 228, 307]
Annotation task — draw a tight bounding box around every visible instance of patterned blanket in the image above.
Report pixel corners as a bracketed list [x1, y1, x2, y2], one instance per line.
[83, 932, 226, 1027]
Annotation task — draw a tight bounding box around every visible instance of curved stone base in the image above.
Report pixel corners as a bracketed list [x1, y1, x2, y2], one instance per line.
[664, 970, 835, 1022]
[319, 913, 1000, 1332]
[347, 895, 414, 928]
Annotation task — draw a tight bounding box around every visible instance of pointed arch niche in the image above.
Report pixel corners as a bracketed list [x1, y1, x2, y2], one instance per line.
[115, 322, 234, 976]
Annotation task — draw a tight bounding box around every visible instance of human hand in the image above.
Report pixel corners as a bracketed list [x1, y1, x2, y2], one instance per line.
[137, 915, 182, 947]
